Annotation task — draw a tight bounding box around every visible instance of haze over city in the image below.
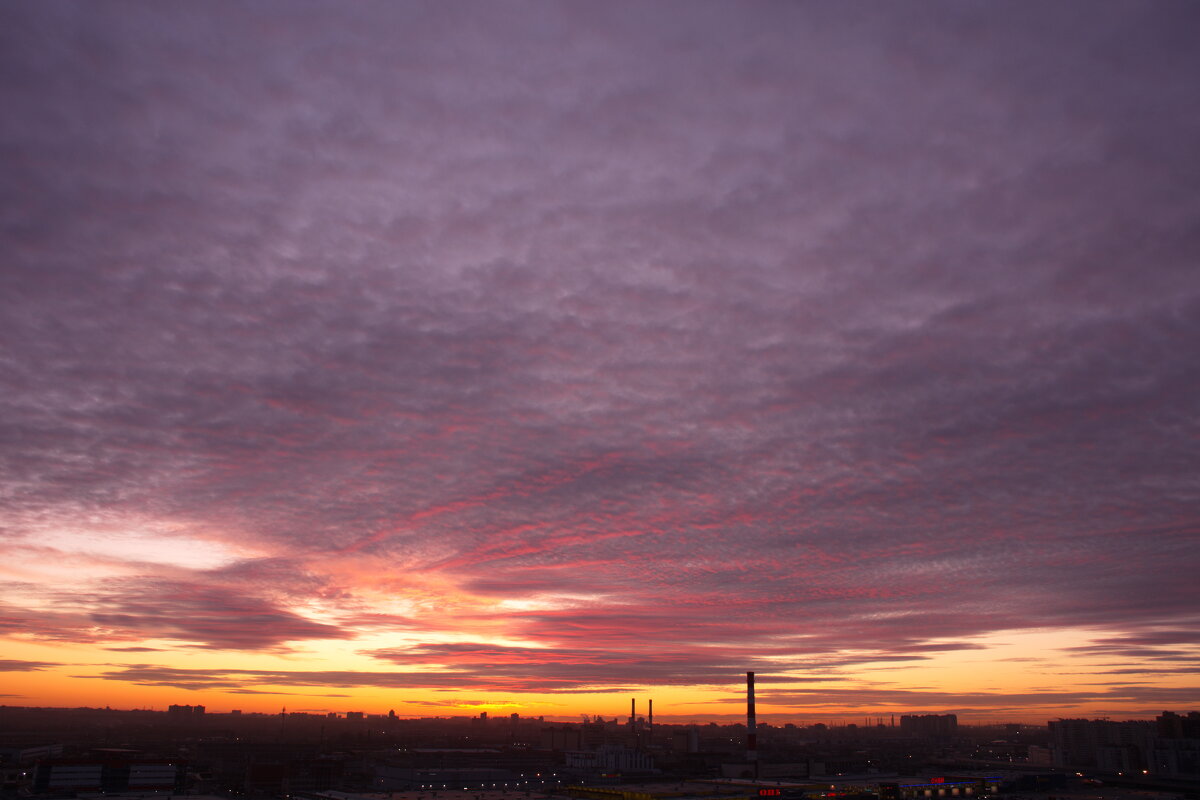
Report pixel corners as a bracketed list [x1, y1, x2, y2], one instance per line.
[1, 1, 1198, 725]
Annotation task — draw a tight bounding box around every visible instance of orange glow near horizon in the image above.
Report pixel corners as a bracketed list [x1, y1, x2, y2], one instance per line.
[5, 609, 1198, 724]
[3, 508, 1198, 725]
[4, 518, 1199, 724]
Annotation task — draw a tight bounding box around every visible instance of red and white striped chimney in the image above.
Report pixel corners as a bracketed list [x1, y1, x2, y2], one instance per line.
[747, 671, 757, 766]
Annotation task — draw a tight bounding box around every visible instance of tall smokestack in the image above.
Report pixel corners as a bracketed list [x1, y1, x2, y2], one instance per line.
[747, 671, 758, 773]
[630, 697, 635, 726]
[649, 699, 653, 744]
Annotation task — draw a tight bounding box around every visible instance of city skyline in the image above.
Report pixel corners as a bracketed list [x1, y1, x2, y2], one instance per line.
[2, 2, 1198, 724]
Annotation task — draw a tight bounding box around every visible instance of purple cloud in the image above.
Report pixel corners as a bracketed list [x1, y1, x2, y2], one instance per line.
[0, 659, 55, 672]
[0, 0, 1198, 715]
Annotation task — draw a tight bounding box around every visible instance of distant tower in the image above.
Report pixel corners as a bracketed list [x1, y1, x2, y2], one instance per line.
[747, 672, 758, 777]
[648, 699, 653, 746]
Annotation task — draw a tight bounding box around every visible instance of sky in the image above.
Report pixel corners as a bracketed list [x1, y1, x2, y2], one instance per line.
[1, 1, 1198, 725]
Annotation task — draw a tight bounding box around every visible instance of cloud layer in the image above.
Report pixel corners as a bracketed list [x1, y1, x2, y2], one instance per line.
[1, 1, 1198, 718]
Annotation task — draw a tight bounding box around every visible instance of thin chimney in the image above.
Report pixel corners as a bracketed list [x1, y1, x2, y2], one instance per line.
[747, 671, 758, 775]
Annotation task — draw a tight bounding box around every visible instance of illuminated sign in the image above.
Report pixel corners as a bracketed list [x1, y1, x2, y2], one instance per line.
[759, 790, 782, 797]
[930, 778, 944, 784]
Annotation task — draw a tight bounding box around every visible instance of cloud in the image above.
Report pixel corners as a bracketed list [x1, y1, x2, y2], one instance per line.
[0, 659, 55, 672]
[84, 581, 352, 650]
[0, 0, 1198, 715]
[85, 664, 606, 694]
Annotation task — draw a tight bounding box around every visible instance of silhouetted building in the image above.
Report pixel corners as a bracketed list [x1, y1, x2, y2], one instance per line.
[0, 744, 63, 763]
[900, 714, 957, 739]
[541, 726, 582, 751]
[671, 727, 700, 753]
[168, 704, 205, 717]
[1157, 710, 1200, 739]
[1152, 711, 1200, 780]
[1048, 718, 1154, 772]
[33, 757, 179, 793]
[564, 745, 654, 776]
